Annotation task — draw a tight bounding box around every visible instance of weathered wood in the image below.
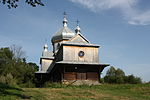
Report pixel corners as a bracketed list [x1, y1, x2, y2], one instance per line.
[77, 73, 86, 80]
[87, 72, 98, 80]
[41, 59, 53, 71]
[63, 46, 99, 63]
[69, 34, 89, 43]
[64, 72, 76, 80]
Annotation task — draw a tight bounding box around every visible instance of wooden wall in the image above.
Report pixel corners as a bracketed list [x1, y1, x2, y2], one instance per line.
[63, 46, 99, 63]
[64, 72, 76, 80]
[63, 72, 98, 81]
[86, 72, 98, 80]
[41, 59, 53, 71]
[55, 46, 63, 62]
[63, 65, 99, 81]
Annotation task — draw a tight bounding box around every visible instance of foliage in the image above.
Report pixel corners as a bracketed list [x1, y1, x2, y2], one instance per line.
[124, 74, 142, 84]
[0, 0, 44, 9]
[0, 46, 38, 87]
[104, 66, 142, 84]
[10, 44, 26, 61]
[28, 62, 39, 71]
[0, 73, 17, 86]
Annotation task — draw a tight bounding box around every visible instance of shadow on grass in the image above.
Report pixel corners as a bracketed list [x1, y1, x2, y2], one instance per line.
[0, 82, 31, 99]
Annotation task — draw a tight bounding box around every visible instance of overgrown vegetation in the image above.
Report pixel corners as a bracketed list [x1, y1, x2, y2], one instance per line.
[103, 66, 142, 84]
[0, 46, 38, 87]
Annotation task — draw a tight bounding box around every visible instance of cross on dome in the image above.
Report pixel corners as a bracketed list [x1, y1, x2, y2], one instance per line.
[63, 12, 68, 27]
[75, 19, 81, 34]
[76, 19, 80, 26]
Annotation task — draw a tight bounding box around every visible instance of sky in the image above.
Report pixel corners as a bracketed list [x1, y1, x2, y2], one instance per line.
[0, 0, 150, 82]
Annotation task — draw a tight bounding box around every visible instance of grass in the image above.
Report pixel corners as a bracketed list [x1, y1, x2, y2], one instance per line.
[0, 83, 150, 100]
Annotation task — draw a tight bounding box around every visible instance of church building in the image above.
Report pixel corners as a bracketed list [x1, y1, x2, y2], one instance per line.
[35, 14, 109, 85]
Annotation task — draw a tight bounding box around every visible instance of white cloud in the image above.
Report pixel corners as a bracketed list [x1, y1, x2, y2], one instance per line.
[128, 10, 150, 25]
[69, 0, 150, 25]
[69, 0, 137, 11]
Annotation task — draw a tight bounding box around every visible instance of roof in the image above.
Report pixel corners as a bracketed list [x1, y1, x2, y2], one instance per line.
[69, 33, 90, 43]
[51, 26, 75, 43]
[70, 33, 90, 43]
[61, 42, 100, 47]
[56, 61, 109, 66]
[35, 71, 49, 74]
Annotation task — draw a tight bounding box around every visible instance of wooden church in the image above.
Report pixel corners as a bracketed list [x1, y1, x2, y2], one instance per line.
[35, 13, 109, 85]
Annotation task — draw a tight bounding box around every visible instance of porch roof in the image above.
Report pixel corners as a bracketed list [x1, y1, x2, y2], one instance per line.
[56, 61, 109, 66]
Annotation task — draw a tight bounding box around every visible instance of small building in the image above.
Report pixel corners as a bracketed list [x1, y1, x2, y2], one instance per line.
[35, 14, 109, 85]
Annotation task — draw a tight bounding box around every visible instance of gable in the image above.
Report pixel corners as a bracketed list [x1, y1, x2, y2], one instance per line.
[69, 34, 89, 43]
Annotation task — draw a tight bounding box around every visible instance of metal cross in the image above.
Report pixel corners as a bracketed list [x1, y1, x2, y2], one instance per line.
[76, 19, 80, 25]
[63, 11, 67, 17]
[45, 38, 47, 43]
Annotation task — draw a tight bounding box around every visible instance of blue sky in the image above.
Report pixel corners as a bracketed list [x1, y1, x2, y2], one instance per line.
[0, 0, 150, 82]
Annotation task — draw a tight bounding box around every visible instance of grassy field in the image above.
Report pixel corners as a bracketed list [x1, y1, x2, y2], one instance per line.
[0, 83, 150, 100]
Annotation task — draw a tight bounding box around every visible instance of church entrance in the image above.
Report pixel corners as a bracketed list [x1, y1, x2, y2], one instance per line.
[77, 68, 87, 80]
[77, 72, 86, 80]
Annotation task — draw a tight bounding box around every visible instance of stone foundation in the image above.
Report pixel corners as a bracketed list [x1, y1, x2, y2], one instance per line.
[62, 80, 100, 85]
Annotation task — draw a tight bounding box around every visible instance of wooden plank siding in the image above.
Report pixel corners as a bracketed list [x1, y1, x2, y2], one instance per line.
[63, 46, 99, 63]
[87, 72, 99, 80]
[41, 59, 53, 71]
[77, 73, 86, 80]
[63, 72, 99, 81]
[64, 72, 76, 80]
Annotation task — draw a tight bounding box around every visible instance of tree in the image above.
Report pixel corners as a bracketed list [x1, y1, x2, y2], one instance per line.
[0, 47, 14, 74]
[0, 46, 38, 87]
[125, 75, 142, 84]
[10, 44, 26, 61]
[0, 0, 44, 9]
[28, 62, 39, 71]
[104, 66, 117, 83]
[104, 66, 142, 84]
[115, 68, 125, 77]
[0, 47, 14, 60]
[106, 66, 116, 77]
[115, 68, 125, 83]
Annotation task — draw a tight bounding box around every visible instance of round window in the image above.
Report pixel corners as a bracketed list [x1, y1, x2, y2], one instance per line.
[78, 51, 84, 57]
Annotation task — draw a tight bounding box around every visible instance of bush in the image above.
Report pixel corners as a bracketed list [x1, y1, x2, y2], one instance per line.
[104, 66, 142, 84]
[0, 73, 17, 86]
[125, 75, 142, 84]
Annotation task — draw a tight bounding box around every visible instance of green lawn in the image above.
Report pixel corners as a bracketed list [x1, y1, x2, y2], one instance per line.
[0, 83, 150, 100]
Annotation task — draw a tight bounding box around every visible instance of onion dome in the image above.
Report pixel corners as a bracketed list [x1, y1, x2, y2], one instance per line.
[75, 20, 81, 34]
[75, 25, 81, 34]
[43, 44, 48, 52]
[51, 12, 75, 43]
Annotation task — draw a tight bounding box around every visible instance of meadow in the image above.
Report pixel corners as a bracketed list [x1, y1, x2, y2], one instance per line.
[0, 83, 150, 100]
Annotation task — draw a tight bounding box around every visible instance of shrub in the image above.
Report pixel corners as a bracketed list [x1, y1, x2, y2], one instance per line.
[0, 73, 17, 86]
[104, 66, 142, 84]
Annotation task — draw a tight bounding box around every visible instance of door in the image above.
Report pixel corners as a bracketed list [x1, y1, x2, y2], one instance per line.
[77, 69, 86, 80]
[77, 73, 86, 80]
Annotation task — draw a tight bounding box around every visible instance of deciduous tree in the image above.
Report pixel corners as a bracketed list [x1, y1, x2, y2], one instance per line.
[0, 0, 44, 9]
